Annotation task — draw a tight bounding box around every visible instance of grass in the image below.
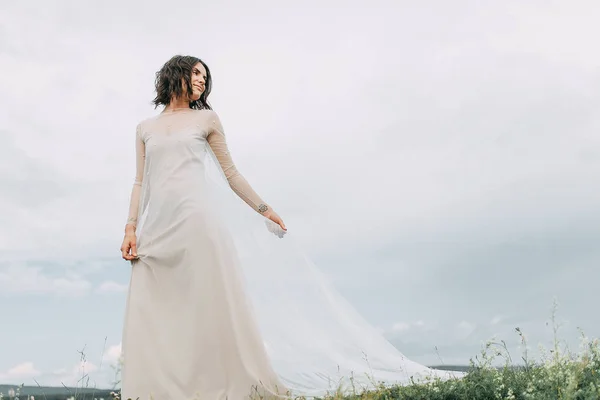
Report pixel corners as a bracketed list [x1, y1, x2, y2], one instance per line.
[3, 301, 598, 400]
[300, 301, 600, 400]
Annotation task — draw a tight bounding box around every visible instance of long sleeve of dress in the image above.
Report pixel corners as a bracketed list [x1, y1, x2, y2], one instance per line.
[126, 123, 145, 228]
[206, 111, 270, 215]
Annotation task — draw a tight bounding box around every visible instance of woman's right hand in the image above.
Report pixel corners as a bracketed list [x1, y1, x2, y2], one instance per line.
[121, 229, 138, 261]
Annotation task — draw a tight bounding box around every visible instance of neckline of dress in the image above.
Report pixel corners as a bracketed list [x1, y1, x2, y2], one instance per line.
[160, 108, 195, 115]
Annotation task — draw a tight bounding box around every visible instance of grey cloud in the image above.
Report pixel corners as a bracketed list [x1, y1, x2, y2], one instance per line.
[0, 131, 72, 208]
[1, 0, 600, 382]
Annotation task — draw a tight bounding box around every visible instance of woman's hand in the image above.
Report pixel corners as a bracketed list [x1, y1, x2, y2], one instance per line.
[121, 228, 138, 261]
[263, 208, 287, 232]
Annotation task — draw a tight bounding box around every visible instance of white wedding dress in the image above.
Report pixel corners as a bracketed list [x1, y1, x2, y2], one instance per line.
[120, 108, 457, 400]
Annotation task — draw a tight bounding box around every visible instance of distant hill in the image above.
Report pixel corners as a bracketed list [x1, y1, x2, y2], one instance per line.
[429, 364, 472, 372]
[429, 364, 527, 372]
[0, 384, 114, 399]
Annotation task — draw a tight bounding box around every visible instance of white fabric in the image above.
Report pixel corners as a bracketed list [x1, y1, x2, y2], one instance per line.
[121, 108, 459, 400]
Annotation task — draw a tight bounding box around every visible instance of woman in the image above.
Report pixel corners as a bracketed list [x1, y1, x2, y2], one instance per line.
[120, 55, 290, 400]
[120, 55, 455, 400]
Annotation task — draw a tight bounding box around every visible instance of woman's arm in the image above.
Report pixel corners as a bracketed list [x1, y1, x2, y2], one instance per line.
[125, 123, 145, 233]
[121, 123, 144, 260]
[206, 111, 272, 215]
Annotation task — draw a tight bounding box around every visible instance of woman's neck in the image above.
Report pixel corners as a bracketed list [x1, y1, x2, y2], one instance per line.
[164, 97, 191, 112]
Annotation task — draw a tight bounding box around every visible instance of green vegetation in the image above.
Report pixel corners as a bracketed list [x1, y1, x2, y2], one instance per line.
[299, 303, 600, 400]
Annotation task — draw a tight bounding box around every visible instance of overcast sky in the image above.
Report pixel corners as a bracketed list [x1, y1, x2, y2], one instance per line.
[1, 0, 599, 390]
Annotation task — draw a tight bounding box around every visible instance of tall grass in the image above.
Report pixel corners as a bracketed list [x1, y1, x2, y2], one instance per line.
[303, 302, 600, 400]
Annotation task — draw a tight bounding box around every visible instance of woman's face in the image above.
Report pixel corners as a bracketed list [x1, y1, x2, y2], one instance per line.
[188, 62, 207, 101]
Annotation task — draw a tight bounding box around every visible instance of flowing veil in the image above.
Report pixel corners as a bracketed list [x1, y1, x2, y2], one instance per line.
[196, 141, 459, 397]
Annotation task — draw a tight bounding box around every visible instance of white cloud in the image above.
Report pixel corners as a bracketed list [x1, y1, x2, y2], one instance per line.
[23, 360, 115, 389]
[0, 264, 91, 297]
[3, 0, 597, 261]
[105, 343, 122, 365]
[42, 360, 100, 388]
[29, 344, 124, 388]
[391, 320, 427, 333]
[392, 322, 411, 332]
[0, 362, 41, 381]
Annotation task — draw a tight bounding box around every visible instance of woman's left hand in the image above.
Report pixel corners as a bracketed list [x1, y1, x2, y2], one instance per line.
[263, 208, 287, 232]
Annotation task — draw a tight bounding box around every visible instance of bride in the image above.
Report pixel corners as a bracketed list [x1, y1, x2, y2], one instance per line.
[119, 55, 454, 400]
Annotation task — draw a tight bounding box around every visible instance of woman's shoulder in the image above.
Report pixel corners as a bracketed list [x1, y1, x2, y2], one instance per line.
[137, 115, 154, 126]
[136, 113, 164, 128]
[199, 108, 219, 119]
[191, 109, 221, 127]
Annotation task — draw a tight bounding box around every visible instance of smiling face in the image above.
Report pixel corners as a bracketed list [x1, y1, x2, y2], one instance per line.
[188, 62, 207, 101]
[153, 55, 213, 110]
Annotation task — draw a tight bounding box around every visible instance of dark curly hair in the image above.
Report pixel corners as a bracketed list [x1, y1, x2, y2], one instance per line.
[152, 55, 213, 110]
